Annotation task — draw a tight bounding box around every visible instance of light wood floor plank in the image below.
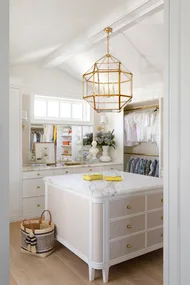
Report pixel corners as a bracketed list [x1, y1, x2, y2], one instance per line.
[10, 222, 163, 285]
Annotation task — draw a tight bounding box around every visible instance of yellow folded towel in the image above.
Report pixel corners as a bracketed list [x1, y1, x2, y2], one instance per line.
[104, 176, 122, 181]
[83, 173, 103, 181]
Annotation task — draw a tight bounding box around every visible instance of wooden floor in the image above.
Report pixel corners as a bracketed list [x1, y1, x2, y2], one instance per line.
[10, 222, 163, 285]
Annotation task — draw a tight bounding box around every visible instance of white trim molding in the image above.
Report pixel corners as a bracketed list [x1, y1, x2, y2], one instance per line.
[164, 0, 190, 284]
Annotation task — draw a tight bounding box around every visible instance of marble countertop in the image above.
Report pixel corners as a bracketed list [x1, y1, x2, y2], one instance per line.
[22, 162, 122, 172]
[44, 171, 163, 199]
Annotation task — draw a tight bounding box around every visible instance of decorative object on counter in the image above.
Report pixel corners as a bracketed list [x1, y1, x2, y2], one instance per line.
[20, 210, 55, 258]
[34, 142, 56, 165]
[83, 173, 103, 181]
[83, 27, 133, 112]
[96, 130, 116, 162]
[87, 141, 99, 162]
[104, 175, 122, 181]
[64, 161, 82, 166]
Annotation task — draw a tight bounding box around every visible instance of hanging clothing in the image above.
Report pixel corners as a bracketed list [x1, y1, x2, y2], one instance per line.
[124, 114, 138, 146]
[126, 157, 159, 177]
[130, 158, 139, 173]
[148, 160, 158, 176]
[124, 108, 160, 147]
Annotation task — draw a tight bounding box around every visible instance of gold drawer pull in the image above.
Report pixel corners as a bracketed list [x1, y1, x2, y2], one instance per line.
[127, 205, 131, 209]
[66, 171, 68, 174]
[89, 169, 92, 171]
[127, 225, 132, 229]
[36, 204, 40, 207]
[37, 186, 40, 189]
[161, 198, 164, 203]
[161, 216, 164, 220]
[127, 244, 132, 249]
[161, 233, 163, 238]
[37, 173, 40, 176]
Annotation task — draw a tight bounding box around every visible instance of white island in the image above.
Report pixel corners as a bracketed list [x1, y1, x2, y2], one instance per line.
[44, 171, 163, 283]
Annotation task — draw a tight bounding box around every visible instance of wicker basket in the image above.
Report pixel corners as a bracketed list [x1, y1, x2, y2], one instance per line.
[20, 210, 55, 257]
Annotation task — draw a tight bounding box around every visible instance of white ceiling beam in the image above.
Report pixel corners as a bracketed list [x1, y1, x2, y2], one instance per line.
[41, 0, 164, 68]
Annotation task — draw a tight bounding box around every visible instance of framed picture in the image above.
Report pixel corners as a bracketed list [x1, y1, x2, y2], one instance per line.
[34, 142, 56, 165]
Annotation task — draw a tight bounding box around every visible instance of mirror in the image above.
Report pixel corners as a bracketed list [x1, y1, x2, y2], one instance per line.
[29, 124, 93, 165]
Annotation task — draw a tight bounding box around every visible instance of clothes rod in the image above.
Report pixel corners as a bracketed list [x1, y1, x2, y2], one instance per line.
[124, 104, 159, 112]
[124, 152, 159, 157]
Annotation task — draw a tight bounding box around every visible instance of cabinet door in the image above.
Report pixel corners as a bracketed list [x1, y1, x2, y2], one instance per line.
[9, 87, 22, 220]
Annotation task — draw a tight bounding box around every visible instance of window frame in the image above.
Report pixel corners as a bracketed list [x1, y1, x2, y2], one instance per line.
[30, 94, 93, 125]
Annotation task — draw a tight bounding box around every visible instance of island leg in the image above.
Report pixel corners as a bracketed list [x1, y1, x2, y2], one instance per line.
[102, 267, 109, 283]
[89, 267, 95, 281]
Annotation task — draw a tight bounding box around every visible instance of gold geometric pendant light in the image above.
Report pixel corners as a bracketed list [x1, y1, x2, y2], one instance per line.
[83, 27, 133, 113]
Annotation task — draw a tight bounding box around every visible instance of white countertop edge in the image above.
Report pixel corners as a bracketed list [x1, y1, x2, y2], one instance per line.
[22, 162, 123, 172]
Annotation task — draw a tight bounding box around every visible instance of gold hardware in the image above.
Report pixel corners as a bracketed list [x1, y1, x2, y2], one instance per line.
[37, 186, 40, 189]
[127, 205, 131, 209]
[36, 204, 40, 207]
[161, 198, 164, 203]
[127, 244, 132, 248]
[127, 225, 131, 229]
[161, 216, 163, 220]
[37, 173, 40, 176]
[90, 169, 92, 171]
[66, 171, 68, 174]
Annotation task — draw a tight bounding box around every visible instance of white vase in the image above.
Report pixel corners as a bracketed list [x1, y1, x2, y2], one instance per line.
[99, 146, 112, 162]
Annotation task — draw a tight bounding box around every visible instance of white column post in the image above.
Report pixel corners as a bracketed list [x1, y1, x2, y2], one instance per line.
[164, 0, 190, 284]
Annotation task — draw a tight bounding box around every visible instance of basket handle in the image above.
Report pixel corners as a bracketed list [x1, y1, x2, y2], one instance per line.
[22, 219, 35, 233]
[39, 210, 52, 225]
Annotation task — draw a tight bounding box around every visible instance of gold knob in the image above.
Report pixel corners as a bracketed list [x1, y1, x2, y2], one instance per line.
[90, 169, 92, 171]
[161, 233, 163, 238]
[127, 205, 131, 209]
[161, 216, 163, 220]
[66, 171, 68, 174]
[37, 173, 40, 176]
[37, 186, 40, 189]
[36, 204, 40, 207]
[127, 225, 131, 229]
[161, 198, 164, 203]
[127, 244, 132, 248]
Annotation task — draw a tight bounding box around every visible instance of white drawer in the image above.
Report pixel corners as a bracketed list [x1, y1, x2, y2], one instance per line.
[23, 196, 45, 218]
[109, 164, 123, 171]
[109, 195, 145, 219]
[110, 214, 145, 240]
[147, 192, 163, 210]
[147, 210, 163, 229]
[53, 168, 74, 176]
[147, 228, 163, 247]
[23, 178, 45, 198]
[23, 170, 54, 179]
[110, 233, 145, 260]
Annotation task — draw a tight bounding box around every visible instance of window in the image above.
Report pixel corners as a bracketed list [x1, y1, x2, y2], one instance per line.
[60, 102, 71, 118]
[47, 100, 59, 117]
[32, 95, 91, 123]
[34, 98, 46, 117]
[72, 103, 83, 119]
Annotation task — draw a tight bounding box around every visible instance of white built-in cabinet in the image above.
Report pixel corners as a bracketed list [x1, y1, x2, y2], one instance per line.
[9, 86, 22, 221]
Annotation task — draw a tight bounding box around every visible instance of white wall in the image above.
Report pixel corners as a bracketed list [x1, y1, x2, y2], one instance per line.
[132, 82, 163, 103]
[0, 0, 9, 283]
[10, 64, 82, 99]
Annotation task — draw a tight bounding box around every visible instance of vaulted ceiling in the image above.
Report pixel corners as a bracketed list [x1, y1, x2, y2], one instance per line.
[10, 0, 164, 90]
